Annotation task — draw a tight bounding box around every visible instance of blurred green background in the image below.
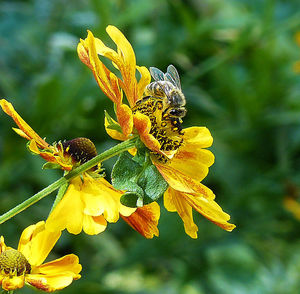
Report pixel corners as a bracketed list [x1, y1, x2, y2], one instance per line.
[1, 0, 300, 293]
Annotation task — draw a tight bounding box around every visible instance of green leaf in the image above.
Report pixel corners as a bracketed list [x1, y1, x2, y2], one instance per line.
[112, 151, 168, 207]
[104, 110, 123, 133]
[120, 192, 144, 208]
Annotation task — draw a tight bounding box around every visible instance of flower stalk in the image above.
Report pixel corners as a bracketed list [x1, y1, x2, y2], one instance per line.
[0, 137, 137, 225]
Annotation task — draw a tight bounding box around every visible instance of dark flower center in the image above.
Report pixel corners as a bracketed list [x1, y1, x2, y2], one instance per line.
[61, 137, 97, 164]
[0, 249, 31, 276]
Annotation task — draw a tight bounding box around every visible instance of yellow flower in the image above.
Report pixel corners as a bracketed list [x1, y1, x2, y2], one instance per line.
[78, 25, 236, 238]
[45, 174, 135, 235]
[0, 221, 81, 292]
[77, 26, 161, 153]
[0, 99, 135, 236]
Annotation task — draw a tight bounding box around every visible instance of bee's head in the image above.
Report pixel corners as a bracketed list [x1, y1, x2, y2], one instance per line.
[169, 89, 186, 107]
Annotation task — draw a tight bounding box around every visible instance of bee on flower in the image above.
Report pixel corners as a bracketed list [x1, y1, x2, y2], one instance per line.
[77, 25, 236, 238]
[0, 221, 81, 292]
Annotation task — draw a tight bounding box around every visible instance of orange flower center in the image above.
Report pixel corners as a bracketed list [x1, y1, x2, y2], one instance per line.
[0, 249, 31, 276]
[133, 96, 184, 162]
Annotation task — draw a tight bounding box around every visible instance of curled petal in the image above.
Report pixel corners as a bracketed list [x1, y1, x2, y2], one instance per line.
[0, 99, 49, 149]
[77, 40, 92, 68]
[164, 188, 198, 238]
[18, 221, 61, 267]
[82, 177, 121, 222]
[104, 116, 128, 141]
[78, 26, 147, 107]
[78, 31, 123, 105]
[165, 188, 235, 238]
[119, 203, 136, 217]
[82, 215, 107, 235]
[183, 192, 236, 232]
[26, 272, 80, 292]
[133, 112, 161, 153]
[116, 104, 133, 137]
[0, 236, 7, 254]
[182, 127, 213, 148]
[105, 25, 137, 106]
[12, 127, 31, 140]
[32, 254, 81, 278]
[1, 275, 25, 291]
[27, 140, 73, 170]
[121, 202, 160, 239]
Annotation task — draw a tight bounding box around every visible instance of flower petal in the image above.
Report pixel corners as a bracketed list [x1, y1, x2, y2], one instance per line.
[0, 236, 7, 254]
[0, 99, 49, 149]
[165, 187, 235, 238]
[105, 115, 128, 141]
[119, 203, 136, 217]
[121, 202, 160, 239]
[105, 122, 125, 141]
[136, 65, 151, 101]
[154, 160, 215, 197]
[133, 112, 161, 153]
[26, 272, 80, 292]
[168, 148, 214, 182]
[46, 179, 84, 235]
[105, 25, 137, 106]
[116, 103, 133, 137]
[183, 192, 236, 232]
[81, 30, 124, 104]
[82, 215, 107, 235]
[1, 275, 25, 291]
[182, 127, 214, 148]
[18, 221, 61, 266]
[12, 127, 31, 140]
[32, 254, 81, 278]
[81, 177, 121, 223]
[164, 188, 198, 238]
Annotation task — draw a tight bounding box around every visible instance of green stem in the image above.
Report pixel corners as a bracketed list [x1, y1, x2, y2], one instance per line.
[48, 181, 69, 215]
[0, 137, 137, 225]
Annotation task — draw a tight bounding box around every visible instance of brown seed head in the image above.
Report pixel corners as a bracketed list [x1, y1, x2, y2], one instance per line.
[0, 249, 31, 275]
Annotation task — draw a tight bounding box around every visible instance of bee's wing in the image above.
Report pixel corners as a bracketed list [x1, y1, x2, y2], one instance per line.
[150, 67, 165, 81]
[165, 65, 181, 90]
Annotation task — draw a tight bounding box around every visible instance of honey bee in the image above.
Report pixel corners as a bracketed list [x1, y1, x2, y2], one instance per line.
[144, 64, 187, 120]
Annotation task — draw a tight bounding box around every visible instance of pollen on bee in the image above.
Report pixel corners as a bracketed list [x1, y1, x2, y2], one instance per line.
[133, 96, 184, 163]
